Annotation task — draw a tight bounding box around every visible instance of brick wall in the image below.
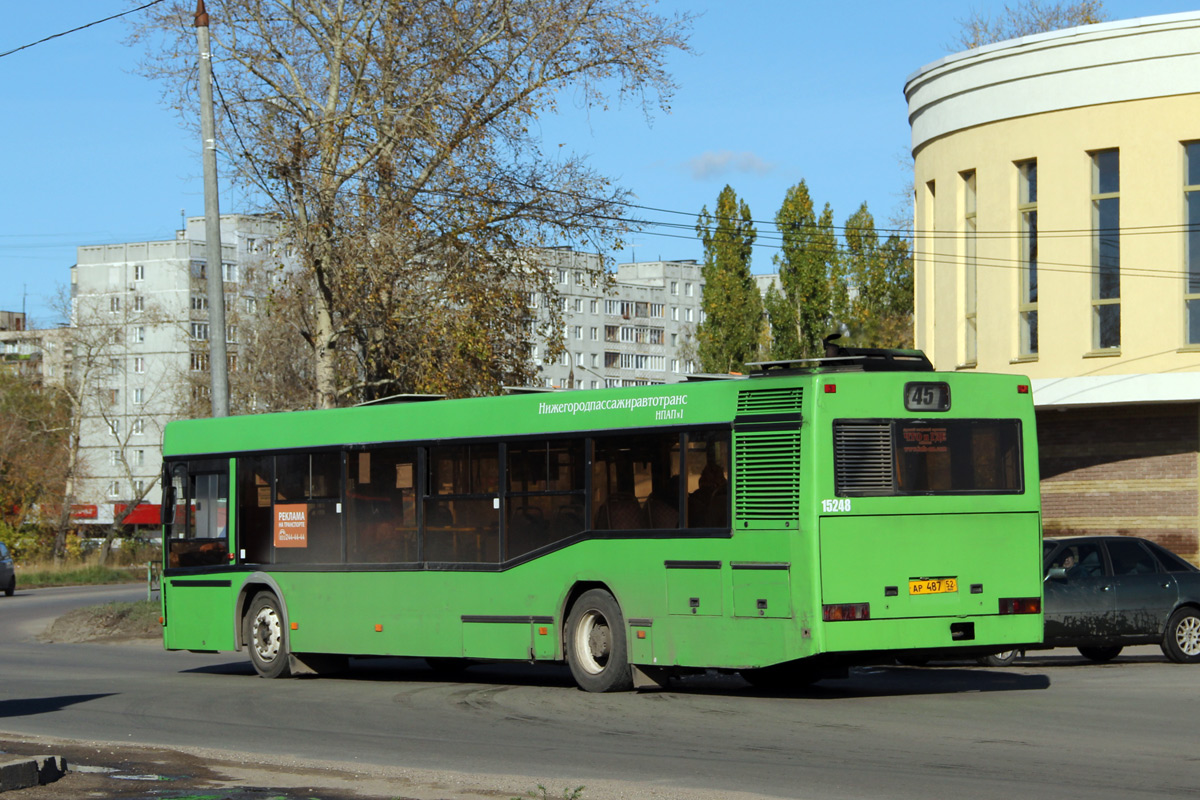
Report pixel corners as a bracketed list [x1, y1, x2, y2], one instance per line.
[1037, 403, 1199, 563]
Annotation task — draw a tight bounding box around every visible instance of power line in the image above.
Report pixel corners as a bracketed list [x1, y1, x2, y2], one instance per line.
[0, 1, 166, 60]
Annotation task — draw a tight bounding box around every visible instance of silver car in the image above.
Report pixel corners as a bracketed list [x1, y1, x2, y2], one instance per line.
[0, 542, 14, 597]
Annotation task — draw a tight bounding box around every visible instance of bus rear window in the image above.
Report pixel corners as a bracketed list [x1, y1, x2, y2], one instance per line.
[835, 419, 1023, 496]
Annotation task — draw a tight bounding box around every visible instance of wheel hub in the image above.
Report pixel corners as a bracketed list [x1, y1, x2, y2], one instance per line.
[253, 608, 281, 662]
[1177, 615, 1200, 656]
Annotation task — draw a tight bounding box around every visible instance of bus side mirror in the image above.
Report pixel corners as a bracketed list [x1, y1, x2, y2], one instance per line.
[1045, 567, 1067, 582]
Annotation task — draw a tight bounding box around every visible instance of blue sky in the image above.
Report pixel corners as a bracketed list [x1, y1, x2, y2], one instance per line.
[1, 0, 1195, 325]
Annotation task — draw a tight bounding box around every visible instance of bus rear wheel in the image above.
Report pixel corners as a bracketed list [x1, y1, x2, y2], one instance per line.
[245, 592, 292, 679]
[565, 589, 633, 693]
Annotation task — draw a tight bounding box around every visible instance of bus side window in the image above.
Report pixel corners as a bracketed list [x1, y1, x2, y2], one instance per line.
[169, 467, 229, 568]
[238, 455, 273, 564]
[684, 432, 731, 528]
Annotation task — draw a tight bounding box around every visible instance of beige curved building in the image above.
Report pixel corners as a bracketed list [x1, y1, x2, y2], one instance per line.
[905, 12, 1200, 559]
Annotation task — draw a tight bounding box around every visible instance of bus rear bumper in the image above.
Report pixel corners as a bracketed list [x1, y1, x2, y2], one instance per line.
[820, 613, 1043, 657]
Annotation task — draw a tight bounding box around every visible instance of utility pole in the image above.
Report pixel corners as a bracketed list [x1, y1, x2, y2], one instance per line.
[195, 0, 229, 417]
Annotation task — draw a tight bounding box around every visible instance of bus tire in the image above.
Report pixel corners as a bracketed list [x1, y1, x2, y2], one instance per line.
[245, 592, 292, 679]
[1161, 607, 1200, 664]
[1077, 645, 1122, 663]
[565, 589, 633, 693]
[977, 649, 1020, 667]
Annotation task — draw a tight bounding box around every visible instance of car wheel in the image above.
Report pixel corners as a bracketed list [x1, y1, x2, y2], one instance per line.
[1161, 607, 1200, 664]
[977, 649, 1020, 667]
[3, 576, 13, 597]
[1077, 645, 1122, 663]
[565, 589, 633, 692]
[245, 592, 292, 679]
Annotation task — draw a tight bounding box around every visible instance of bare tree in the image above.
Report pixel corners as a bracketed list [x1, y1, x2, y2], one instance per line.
[51, 291, 179, 563]
[953, 1, 1108, 49]
[134, 0, 691, 405]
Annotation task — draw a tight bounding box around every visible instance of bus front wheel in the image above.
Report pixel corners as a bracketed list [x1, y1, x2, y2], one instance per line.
[565, 589, 633, 693]
[245, 592, 292, 679]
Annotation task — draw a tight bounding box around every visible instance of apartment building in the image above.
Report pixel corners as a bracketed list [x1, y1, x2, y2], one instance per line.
[534, 250, 706, 389]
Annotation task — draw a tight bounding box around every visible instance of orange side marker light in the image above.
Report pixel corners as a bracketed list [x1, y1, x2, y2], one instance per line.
[375, 624, 383, 632]
[290, 622, 298, 630]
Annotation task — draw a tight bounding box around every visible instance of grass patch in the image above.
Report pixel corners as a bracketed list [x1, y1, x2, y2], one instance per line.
[17, 562, 146, 589]
[42, 599, 162, 642]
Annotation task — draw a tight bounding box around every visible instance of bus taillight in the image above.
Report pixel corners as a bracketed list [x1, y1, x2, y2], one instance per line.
[999, 597, 1041, 614]
[823, 603, 869, 621]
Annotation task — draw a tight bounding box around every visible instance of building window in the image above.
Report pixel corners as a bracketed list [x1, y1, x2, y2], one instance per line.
[134, 479, 146, 495]
[191, 295, 208, 311]
[109, 450, 120, 466]
[574, 299, 583, 312]
[133, 294, 144, 312]
[191, 322, 209, 341]
[133, 387, 144, 405]
[134, 449, 145, 467]
[227, 325, 237, 343]
[132, 418, 145, 436]
[671, 306, 678, 321]
[1091, 149, 1120, 349]
[134, 264, 145, 281]
[589, 327, 597, 341]
[685, 308, 694, 322]
[962, 170, 977, 365]
[133, 357, 145, 374]
[108, 481, 120, 498]
[108, 419, 120, 436]
[685, 283, 694, 297]
[133, 326, 145, 343]
[574, 325, 583, 340]
[589, 300, 597, 314]
[109, 296, 121, 313]
[222, 262, 239, 282]
[671, 281, 678, 295]
[1185, 142, 1200, 344]
[190, 352, 209, 372]
[1017, 160, 1038, 356]
[557, 268, 568, 284]
[109, 358, 121, 377]
[245, 297, 258, 314]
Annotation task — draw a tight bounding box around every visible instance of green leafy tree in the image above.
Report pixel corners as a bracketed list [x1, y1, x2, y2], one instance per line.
[774, 182, 839, 358]
[762, 282, 799, 361]
[695, 186, 763, 373]
[842, 203, 913, 348]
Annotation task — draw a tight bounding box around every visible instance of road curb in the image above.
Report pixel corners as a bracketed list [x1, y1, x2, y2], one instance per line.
[0, 755, 67, 792]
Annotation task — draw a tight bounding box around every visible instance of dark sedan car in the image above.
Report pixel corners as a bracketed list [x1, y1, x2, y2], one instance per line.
[1041, 535, 1200, 663]
[0, 541, 14, 597]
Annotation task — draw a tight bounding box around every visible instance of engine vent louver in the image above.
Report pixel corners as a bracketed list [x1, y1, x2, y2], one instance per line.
[734, 430, 802, 520]
[737, 386, 803, 416]
[833, 422, 895, 495]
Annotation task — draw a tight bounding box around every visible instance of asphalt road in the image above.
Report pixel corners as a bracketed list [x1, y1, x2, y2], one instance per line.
[2, 584, 1198, 799]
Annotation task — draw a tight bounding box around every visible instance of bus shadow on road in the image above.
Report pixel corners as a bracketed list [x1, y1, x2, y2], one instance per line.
[179, 658, 1054, 697]
[0, 693, 117, 719]
[670, 666, 1052, 699]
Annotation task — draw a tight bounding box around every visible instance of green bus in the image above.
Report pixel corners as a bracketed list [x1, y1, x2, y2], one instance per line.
[160, 347, 1043, 692]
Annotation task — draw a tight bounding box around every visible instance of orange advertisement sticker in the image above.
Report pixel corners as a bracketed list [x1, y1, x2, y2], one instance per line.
[274, 504, 308, 548]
